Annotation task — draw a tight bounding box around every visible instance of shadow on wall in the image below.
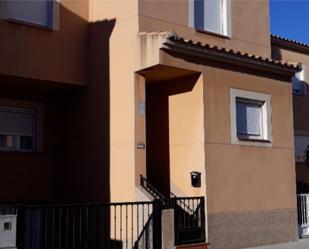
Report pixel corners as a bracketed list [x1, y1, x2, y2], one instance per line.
[271, 45, 283, 61]
[1, 1, 88, 84]
[0, 2, 116, 204]
[146, 73, 200, 197]
[57, 19, 116, 203]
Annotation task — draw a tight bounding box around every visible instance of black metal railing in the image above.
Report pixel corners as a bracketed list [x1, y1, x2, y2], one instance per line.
[140, 175, 206, 245]
[133, 214, 153, 249]
[297, 194, 309, 226]
[170, 197, 206, 245]
[0, 197, 205, 248]
[0, 204, 18, 215]
[140, 175, 195, 214]
[1, 201, 154, 249]
[140, 175, 166, 200]
[170, 192, 194, 214]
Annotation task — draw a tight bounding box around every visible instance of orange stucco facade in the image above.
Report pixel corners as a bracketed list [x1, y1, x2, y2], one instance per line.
[0, 0, 302, 248]
[139, 0, 271, 57]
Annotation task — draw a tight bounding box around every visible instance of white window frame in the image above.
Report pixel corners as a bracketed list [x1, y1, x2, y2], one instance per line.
[0, 0, 60, 30]
[230, 88, 272, 147]
[0, 107, 36, 152]
[188, 0, 232, 37]
[292, 64, 307, 96]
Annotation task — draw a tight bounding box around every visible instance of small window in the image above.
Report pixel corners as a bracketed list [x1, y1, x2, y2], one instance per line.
[6, 0, 53, 28]
[230, 89, 272, 147]
[294, 134, 309, 163]
[0, 107, 35, 152]
[189, 0, 231, 36]
[292, 64, 307, 95]
[236, 98, 264, 140]
[3, 222, 12, 231]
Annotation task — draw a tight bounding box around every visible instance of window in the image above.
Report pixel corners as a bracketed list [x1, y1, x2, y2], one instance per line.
[294, 133, 309, 162]
[292, 64, 307, 95]
[0, 0, 60, 30]
[230, 89, 272, 146]
[236, 98, 264, 139]
[6, 0, 52, 28]
[0, 107, 35, 152]
[189, 0, 231, 36]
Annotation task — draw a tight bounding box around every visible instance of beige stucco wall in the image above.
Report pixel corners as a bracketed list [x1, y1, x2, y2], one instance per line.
[89, 0, 153, 202]
[169, 75, 206, 197]
[161, 51, 297, 213]
[139, 0, 271, 57]
[205, 71, 296, 213]
[89, 0, 296, 215]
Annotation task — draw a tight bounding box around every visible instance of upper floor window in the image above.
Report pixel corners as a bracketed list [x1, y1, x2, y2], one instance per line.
[294, 133, 309, 163]
[230, 88, 272, 147]
[6, 0, 52, 28]
[292, 64, 307, 96]
[0, 0, 60, 30]
[0, 107, 36, 152]
[236, 98, 264, 140]
[189, 0, 231, 36]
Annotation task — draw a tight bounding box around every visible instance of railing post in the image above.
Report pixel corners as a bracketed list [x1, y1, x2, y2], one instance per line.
[16, 205, 25, 249]
[153, 199, 162, 249]
[172, 198, 178, 245]
[200, 197, 206, 242]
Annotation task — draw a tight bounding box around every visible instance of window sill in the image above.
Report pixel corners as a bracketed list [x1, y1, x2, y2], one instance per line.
[196, 29, 231, 40]
[7, 18, 53, 31]
[0, 149, 35, 153]
[233, 137, 272, 148]
[237, 137, 272, 143]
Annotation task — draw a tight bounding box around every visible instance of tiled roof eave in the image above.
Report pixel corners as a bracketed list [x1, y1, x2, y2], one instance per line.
[271, 35, 309, 55]
[163, 36, 300, 77]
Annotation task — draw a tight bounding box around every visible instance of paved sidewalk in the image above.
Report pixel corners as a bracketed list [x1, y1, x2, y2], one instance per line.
[245, 239, 309, 249]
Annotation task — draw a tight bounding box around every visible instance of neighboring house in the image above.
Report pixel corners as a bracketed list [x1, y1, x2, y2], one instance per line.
[271, 35, 309, 238]
[271, 35, 309, 193]
[0, 1, 304, 249]
[0, 0, 111, 204]
[0, 0, 113, 248]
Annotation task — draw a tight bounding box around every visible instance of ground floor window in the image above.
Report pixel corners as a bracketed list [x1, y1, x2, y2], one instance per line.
[295, 132, 309, 163]
[0, 107, 35, 152]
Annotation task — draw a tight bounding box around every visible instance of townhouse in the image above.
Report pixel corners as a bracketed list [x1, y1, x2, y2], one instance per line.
[104, 0, 301, 248]
[0, 0, 305, 249]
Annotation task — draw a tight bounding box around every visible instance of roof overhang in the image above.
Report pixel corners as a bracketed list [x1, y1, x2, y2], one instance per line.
[271, 35, 309, 55]
[162, 35, 301, 77]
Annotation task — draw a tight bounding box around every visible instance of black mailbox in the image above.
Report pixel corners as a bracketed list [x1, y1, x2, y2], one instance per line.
[190, 171, 201, 188]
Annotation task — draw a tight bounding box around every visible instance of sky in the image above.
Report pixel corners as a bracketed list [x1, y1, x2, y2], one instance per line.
[269, 0, 309, 44]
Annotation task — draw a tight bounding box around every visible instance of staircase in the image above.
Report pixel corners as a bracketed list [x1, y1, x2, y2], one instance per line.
[140, 175, 166, 200]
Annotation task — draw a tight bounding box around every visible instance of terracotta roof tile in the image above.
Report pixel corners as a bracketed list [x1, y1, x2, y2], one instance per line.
[271, 34, 309, 49]
[164, 33, 300, 75]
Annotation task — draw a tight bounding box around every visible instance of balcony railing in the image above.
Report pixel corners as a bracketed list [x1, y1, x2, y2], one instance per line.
[297, 194, 309, 237]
